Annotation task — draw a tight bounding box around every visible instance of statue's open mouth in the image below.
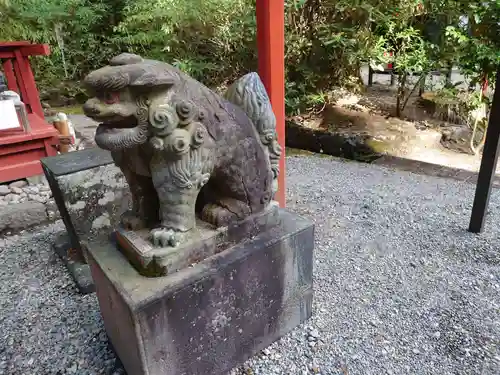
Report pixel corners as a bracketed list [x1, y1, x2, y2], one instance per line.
[98, 116, 138, 130]
[95, 115, 148, 151]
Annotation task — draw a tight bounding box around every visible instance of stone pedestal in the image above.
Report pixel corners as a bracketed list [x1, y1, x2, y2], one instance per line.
[86, 209, 314, 375]
[42, 148, 130, 293]
[115, 203, 280, 277]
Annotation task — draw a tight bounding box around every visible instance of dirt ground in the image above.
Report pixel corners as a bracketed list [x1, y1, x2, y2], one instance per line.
[292, 70, 497, 175]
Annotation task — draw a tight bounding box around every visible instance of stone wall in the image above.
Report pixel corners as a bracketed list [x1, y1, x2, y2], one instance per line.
[0, 178, 57, 234]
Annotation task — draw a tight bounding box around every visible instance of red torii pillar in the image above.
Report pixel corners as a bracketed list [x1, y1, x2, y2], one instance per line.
[256, 0, 286, 207]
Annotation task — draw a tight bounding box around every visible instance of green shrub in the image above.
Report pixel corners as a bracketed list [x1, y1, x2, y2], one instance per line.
[0, 0, 497, 116]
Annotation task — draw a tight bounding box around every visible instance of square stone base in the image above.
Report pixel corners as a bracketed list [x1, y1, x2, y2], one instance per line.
[86, 209, 314, 375]
[115, 203, 280, 277]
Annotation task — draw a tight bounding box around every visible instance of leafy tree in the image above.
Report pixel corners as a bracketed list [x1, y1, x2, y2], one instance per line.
[0, 0, 497, 120]
[113, 0, 256, 84]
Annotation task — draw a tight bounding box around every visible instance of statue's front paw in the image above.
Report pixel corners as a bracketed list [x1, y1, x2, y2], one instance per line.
[201, 203, 238, 227]
[150, 228, 189, 247]
[121, 211, 146, 230]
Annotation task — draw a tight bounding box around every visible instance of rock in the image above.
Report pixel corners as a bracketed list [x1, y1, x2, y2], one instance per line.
[308, 362, 320, 373]
[8, 180, 27, 189]
[10, 187, 23, 194]
[91, 213, 111, 229]
[309, 329, 320, 339]
[26, 186, 40, 194]
[26, 175, 47, 186]
[39, 190, 52, 198]
[30, 194, 48, 204]
[0, 185, 10, 196]
[47, 209, 60, 221]
[4, 194, 19, 202]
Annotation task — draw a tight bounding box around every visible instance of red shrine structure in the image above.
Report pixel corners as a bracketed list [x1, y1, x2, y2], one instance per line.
[0, 41, 59, 183]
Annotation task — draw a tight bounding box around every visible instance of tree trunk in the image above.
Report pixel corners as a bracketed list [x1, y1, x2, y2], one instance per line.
[470, 74, 489, 155]
[402, 73, 426, 113]
[396, 73, 407, 118]
[54, 23, 68, 79]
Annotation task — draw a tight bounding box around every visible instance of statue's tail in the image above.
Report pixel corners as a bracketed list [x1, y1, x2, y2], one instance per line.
[225, 73, 282, 194]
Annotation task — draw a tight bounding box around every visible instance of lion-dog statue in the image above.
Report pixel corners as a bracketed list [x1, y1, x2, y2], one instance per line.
[83, 53, 281, 247]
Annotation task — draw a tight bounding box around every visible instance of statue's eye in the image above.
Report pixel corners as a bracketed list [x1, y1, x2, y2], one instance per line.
[104, 92, 120, 104]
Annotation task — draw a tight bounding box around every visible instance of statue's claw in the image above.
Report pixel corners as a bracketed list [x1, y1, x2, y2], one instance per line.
[121, 210, 146, 230]
[201, 202, 240, 227]
[150, 228, 188, 247]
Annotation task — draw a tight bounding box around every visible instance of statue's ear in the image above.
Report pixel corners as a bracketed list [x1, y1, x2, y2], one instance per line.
[130, 70, 177, 88]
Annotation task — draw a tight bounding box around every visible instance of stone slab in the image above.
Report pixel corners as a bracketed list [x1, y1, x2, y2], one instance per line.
[86, 209, 314, 375]
[53, 233, 95, 294]
[115, 203, 280, 277]
[41, 148, 131, 293]
[41, 147, 113, 177]
[0, 201, 48, 233]
[42, 149, 130, 252]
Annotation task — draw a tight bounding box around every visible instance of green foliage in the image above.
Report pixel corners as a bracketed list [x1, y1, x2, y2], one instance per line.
[113, 0, 256, 83]
[0, 0, 498, 116]
[0, 0, 117, 102]
[443, 1, 500, 86]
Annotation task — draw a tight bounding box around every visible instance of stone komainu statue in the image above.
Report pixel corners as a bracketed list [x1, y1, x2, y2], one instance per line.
[83, 53, 281, 247]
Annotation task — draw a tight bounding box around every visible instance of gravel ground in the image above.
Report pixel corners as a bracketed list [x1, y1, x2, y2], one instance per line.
[1, 155, 499, 375]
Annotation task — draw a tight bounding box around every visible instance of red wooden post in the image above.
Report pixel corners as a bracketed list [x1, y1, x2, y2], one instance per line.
[15, 49, 45, 117]
[256, 0, 286, 207]
[3, 60, 18, 92]
[12, 50, 29, 106]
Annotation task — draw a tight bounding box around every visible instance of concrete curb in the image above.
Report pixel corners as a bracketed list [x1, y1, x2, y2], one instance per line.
[372, 155, 500, 188]
[0, 200, 60, 235]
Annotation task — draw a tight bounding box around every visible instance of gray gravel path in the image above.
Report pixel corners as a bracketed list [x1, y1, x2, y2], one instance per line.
[1, 155, 500, 375]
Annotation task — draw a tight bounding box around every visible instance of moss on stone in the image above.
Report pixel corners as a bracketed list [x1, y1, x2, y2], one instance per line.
[51, 105, 84, 115]
[365, 138, 392, 154]
[285, 147, 334, 159]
